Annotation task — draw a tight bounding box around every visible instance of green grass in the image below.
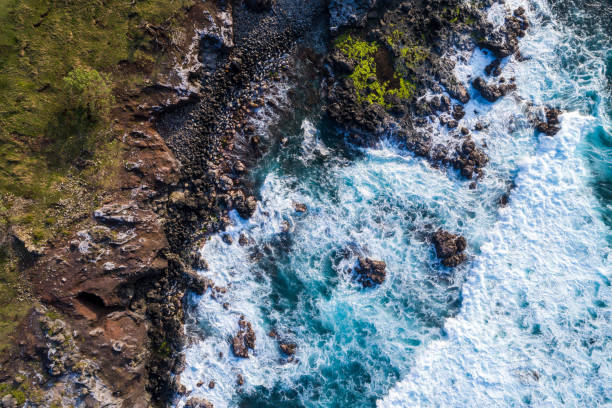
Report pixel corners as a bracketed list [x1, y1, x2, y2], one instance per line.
[0, 0, 194, 242]
[0, 245, 30, 355]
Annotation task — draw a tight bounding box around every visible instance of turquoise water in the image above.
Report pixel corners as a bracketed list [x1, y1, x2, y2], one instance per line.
[177, 1, 611, 407]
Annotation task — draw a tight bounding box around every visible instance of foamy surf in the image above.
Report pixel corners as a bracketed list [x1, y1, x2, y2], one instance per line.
[378, 0, 612, 404]
[379, 112, 611, 407]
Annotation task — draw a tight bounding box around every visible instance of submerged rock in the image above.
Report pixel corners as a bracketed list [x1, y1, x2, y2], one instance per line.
[232, 316, 256, 358]
[293, 202, 307, 213]
[535, 107, 561, 136]
[279, 341, 297, 356]
[473, 77, 516, 102]
[354, 257, 386, 287]
[432, 230, 467, 267]
[185, 397, 214, 408]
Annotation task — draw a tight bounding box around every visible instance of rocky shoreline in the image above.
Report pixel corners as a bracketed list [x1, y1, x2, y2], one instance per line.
[0, 0, 562, 407]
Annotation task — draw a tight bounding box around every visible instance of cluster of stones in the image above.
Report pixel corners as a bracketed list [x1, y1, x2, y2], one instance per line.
[231, 315, 257, 358]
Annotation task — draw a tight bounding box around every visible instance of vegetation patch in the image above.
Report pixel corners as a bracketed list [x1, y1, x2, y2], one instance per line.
[0, 237, 31, 355]
[334, 33, 415, 107]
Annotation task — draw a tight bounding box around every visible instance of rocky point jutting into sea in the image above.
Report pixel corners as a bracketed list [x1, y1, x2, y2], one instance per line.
[0, 0, 610, 407]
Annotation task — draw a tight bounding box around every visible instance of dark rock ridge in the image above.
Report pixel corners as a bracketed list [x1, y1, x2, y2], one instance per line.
[473, 76, 517, 102]
[232, 316, 256, 358]
[354, 257, 387, 287]
[324, 0, 533, 184]
[432, 229, 467, 267]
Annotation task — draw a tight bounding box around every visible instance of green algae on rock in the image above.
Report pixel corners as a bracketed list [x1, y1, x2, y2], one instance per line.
[334, 33, 415, 107]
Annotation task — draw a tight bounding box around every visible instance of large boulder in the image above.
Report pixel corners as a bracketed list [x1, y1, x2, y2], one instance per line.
[354, 257, 386, 287]
[472, 77, 516, 102]
[432, 230, 467, 267]
[535, 107, 561, 136]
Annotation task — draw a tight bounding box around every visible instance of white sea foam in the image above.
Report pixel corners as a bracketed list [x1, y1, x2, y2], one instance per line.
[300, 118, 330, 160]
[379, 111, 611, 408]
[176, 134, 517, 407]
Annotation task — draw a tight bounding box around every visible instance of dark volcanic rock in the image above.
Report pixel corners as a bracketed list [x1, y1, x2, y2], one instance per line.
[232, 316, 256, 358]
[432, 230, 467, 267]
[535, 107, 561, 136]
[485, 58, 502, 77]
[330, 49, 355, 74]
[354, 257, 386, 287]
[473, 77, 516, 102]
[279, 341, 297, 355]
[245, 0, 273, 12]
[476, 8, 529, 58]
[293, 202, 307, 213]
[185, 397, 214, 408]
[450, 137, 488, 180]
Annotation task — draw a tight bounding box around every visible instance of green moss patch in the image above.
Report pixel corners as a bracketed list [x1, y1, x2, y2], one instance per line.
[334, 33, 415, 107]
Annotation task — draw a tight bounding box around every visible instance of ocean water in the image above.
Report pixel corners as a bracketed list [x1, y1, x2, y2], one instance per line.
[177, 0, 612, 407]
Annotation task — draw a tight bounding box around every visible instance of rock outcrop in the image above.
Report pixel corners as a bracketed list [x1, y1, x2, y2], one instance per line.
[476, 6, 529, 58]
[432, 230, 467, 267]
[535, 107, 561, 136]
[232, 316, 256, 358]
[354, 257, 387, 287]
[279, 341, 297, 356]
[473, 76, 516, 102]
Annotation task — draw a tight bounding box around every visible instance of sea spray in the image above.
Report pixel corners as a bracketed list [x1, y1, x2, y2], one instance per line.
[380, 112, 611, 407]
